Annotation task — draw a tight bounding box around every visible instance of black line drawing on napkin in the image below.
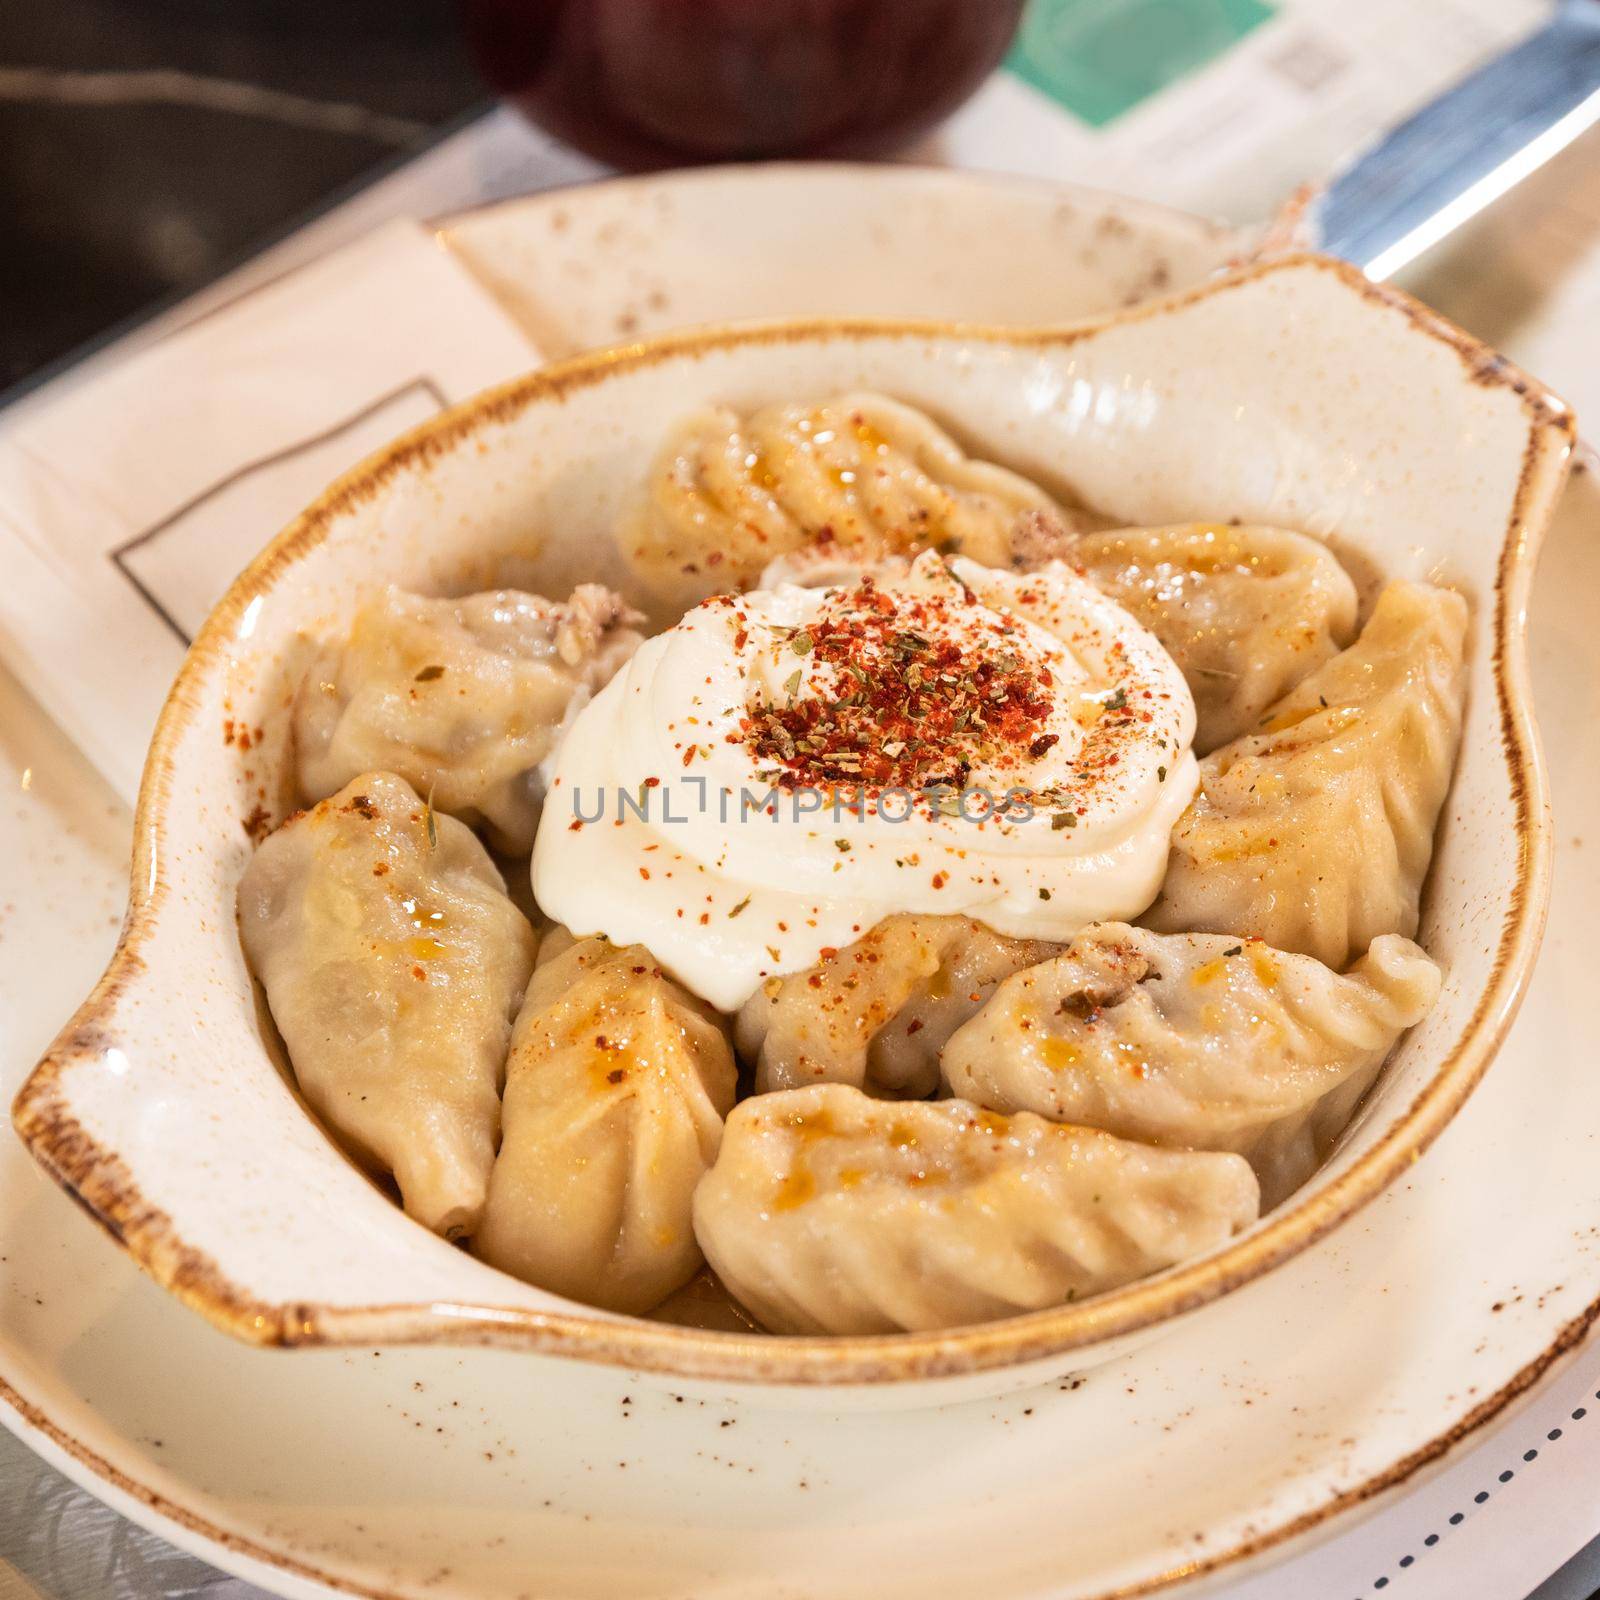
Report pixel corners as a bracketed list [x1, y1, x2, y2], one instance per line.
[110, 376, 447, 645]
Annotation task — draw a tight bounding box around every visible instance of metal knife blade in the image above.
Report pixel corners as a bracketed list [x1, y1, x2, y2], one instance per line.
[1316, 0, 1600, 281]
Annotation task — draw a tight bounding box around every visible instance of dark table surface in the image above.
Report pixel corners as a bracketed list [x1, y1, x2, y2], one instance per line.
[1, 0, 486, 392]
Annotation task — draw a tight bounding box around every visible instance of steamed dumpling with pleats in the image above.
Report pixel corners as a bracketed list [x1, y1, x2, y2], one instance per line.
[622, 392, 1086, 611]
[473, 931, 738, 1315]
[693, 1085, 1259, 1335]
[943, 922, 1440, 1207]
[295, 584, 643, 853]
[238, 771, 537, 1239]
[1144, 581, 1467, 969]
[736, 914, 1061, 1099]
[1042, 521, 1359, 753]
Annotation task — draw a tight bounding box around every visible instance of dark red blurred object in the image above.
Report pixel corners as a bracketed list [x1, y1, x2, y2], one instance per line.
[459, 0, 1026, 167]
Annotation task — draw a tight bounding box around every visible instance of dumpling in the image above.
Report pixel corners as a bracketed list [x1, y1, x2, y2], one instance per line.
[736, 914, 1060, 1099]
[238, 771, 537, 1239]
[1144, 581, 1468, 969]
[622, 392, 1085, 611]
[473, 932, 738, 1314]
[1043, 522, 1359, 753]
[942, 923, 1440, 1207]
[693, 1085, 1258, 1335]
[295, 583, 642, 853]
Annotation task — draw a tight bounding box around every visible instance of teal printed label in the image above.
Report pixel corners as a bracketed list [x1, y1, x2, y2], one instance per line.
[1006, 0, 1277, 128]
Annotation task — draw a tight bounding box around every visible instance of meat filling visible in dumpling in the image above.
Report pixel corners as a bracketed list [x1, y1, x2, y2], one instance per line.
[736, 914, 1061, 1100]
[943, 922, 1441, 1207]
[474, 932, 738, 1315]
[693, 1085, 1259, 1335]
[295, 584, 643, 854]
[622, 392, 1089, 613]
[238, 771, 538, 1239]
[1028, 521, 1359, 753]
[1144, 580, 1468, 969]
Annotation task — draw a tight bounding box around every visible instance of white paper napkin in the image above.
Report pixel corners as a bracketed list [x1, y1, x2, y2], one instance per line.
[0, 217, 541, 802]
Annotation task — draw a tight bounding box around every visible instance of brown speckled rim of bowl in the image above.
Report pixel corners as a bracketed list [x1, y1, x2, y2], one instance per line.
[10, 255, 1576, 1396]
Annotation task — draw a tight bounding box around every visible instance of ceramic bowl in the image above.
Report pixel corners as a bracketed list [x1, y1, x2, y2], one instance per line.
[11, 254, 1573, 1403]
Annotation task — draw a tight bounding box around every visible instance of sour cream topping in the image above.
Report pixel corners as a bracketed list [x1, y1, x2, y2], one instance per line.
[532, 551, 1197, 1010]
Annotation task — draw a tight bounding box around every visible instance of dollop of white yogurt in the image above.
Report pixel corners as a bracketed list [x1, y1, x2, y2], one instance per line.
[531, 551, 1196, 1010]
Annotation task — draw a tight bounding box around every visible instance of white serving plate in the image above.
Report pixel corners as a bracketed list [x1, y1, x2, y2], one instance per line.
[439, 162, 1244, 356]
[0, 165, 1597, 1599]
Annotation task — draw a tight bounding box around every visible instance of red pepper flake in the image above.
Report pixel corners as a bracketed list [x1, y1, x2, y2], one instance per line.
[741, 575, 1054, 792]
[931, 871, 948, 890]
[639, 867, 651, 880]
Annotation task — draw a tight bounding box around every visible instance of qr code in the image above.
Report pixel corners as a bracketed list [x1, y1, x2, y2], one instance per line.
[1265, 30, 1351, 95]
